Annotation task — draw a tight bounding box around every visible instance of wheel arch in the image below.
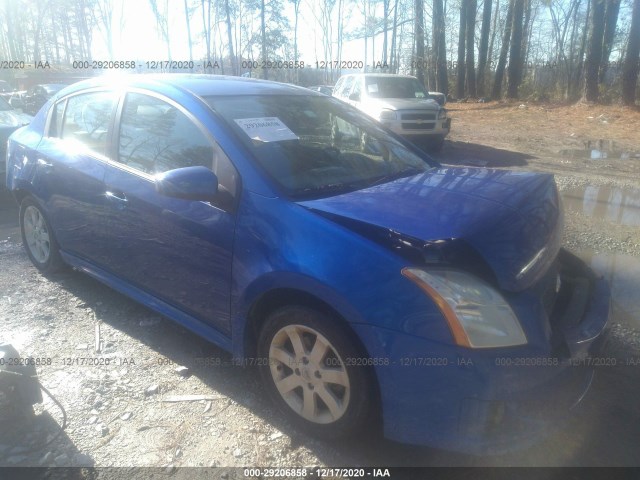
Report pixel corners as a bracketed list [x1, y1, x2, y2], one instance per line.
[240, 285, 383, 424]
[12, 188, 32, 207]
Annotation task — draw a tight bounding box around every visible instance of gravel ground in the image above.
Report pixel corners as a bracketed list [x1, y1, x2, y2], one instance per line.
[1, 102, 639, 473]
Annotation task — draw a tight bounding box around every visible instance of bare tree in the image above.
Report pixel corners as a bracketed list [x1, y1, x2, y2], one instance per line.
[456, 1, 467, 98]
[201, 0, 212, 65]
[224, 0, 237, 75]
[415, 0, 426, 84]
[622, 0, 640, 105]
[184, 0, 194, 65]
[149, 0, 171, 60]
[583, 0, 606, 101]
[492, 0, 514, 99]
[390, 0, 400, 72]
[93, 0, 115, 59]
[432, 0, 448, 94]
[572, 0, 592, 98]
[477, 0, 493, 96]
[506, 0, 524, 98]
[487, 0, 501, 80]
[465, 0, 477, 96]
[599, 0, 621, 83]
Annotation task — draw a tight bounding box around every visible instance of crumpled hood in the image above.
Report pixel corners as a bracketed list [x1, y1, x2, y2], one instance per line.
[365, 97, 440, 111]
[0, 109, 32, 129]
[298, 167, 564, 292]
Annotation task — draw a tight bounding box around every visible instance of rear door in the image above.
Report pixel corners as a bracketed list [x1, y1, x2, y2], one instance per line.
[102, 91, 239, 333]
[34, 90, 117, 265]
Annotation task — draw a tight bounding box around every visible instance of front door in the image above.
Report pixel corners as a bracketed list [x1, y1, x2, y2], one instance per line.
[102, 92, 239, 333]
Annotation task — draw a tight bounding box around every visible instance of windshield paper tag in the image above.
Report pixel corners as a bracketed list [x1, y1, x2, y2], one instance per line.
[234, 117, 298, 142]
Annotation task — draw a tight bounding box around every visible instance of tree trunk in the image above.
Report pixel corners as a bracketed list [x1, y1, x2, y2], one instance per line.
[415, 0, 425, 84]
[337, 0, 344, 78]
[492, 0, 514, 99]
[622, 0, 640, 105]
[521, 0, 532, 75]
[225, 0, 237, 76]
[506, 0, 524, 98]
[293, 1, 299, 62]
[487, 0, 501, 83]
[477, 0, 493, 96]
[383, 0, 389, 64]
[456, 1, 467, 98]
[583, 0, 606, 101]
[466, 0, 477, 96]
[390, 0, 399, 73]
[184, 0, 193, 68]
[202, 0, 211, 66]
[574, 0, 592, 97]
[432, 0, 448, 95]
[261, 0, 267, 79]
[566, 0, 582, 99]
[599, 0, 621, 83]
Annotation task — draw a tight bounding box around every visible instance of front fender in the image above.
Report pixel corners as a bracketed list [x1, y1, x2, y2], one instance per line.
[231, 271, 368, 358]
[230, 191, 454, 358]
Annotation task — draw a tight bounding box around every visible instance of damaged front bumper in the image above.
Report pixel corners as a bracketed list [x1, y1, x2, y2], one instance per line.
[352, 250, 610, 455]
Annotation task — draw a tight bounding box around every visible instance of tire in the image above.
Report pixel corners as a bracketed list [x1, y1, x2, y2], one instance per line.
[258, 306, 375, 439]
[20, 197, 65, 274]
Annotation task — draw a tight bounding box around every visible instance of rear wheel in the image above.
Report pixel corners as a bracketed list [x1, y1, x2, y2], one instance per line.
[258, 306, 374, 439]
[20, 197, 64, 274]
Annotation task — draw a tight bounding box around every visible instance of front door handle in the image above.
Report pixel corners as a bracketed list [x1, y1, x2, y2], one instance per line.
[37, 158, 54, 172]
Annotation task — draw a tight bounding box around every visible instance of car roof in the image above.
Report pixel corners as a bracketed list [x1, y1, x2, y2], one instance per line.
[59, 74, 321, 98]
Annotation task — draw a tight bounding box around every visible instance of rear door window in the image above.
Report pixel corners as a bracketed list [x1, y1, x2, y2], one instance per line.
[60, 91, 117, 157]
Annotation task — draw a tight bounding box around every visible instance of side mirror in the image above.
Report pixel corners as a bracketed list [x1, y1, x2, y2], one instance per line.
[155, 166, 218, 202]
[349, 92, 361, 102]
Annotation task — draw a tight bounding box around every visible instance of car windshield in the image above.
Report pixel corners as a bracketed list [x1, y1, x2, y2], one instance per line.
[205, 94, 435, 198]
[364, 77, 428, 99]
[0, 96, 12, 111]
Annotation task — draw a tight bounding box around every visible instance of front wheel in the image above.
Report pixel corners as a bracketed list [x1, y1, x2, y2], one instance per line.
[20, 197, 64, 274]
[257, 306, 375, 439]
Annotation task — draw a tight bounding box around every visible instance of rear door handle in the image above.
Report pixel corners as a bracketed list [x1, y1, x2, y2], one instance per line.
[105, 190, 128, 210]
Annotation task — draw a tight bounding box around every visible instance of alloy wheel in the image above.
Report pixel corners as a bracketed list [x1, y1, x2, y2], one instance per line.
[268, 324, 350, 424]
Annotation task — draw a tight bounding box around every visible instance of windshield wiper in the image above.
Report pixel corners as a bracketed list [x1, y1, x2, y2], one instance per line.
[294, 181, 366, 199]
[365, 168, 425, 188]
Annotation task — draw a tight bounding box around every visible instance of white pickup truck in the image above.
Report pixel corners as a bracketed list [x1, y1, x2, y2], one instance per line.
[332, 73, 450, 151]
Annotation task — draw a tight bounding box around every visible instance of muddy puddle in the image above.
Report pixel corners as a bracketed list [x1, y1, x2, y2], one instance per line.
[562, 184, 640, 227]
[560, 140, 640, 160]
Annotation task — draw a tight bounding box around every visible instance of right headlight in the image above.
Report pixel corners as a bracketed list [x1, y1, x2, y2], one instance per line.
[402, 268, 527, 348]
[378, 109, 397, 121]
[437, 108, 447, 120]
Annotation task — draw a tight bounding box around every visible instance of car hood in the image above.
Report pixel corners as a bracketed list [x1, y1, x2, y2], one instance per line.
[364, 97, 440, 111]
[298, 167, 563, 292]
[0, 109, 32, 128]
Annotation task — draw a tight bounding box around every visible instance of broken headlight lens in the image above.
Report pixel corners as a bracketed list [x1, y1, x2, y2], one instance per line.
[402, 268, 527, 348]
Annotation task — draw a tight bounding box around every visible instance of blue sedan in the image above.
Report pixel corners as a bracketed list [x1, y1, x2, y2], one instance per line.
[5, 75, 610, 454]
